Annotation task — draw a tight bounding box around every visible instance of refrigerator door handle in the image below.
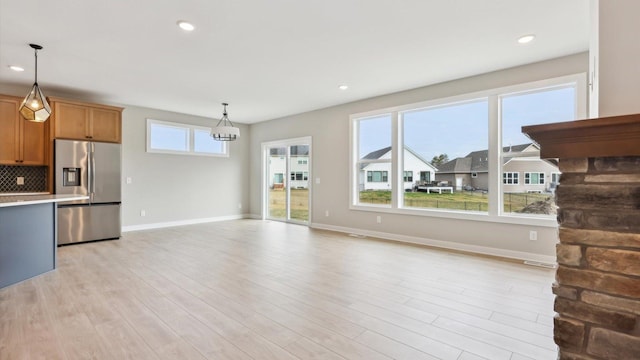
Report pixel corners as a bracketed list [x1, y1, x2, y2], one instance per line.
[90, 142, 96, 201]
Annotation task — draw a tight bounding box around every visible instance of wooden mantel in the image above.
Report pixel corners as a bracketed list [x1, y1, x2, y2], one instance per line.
[522, 113, 640, 159]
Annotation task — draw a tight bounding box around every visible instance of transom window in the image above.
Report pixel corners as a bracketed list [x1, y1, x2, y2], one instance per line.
[146, 119, 228, 157]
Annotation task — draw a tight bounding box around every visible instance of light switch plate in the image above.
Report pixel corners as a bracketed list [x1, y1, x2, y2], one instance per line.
[16, 177, 24, 185]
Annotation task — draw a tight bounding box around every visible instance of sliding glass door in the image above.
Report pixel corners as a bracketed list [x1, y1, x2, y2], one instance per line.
[263, 138, 311, 224]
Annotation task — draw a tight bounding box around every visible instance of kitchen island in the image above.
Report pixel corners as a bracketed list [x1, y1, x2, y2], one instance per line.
[0, 194, 89, 288]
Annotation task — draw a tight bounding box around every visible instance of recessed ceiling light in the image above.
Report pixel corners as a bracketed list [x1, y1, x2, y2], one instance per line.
[9, 65, 24, 72]
[177, 20, 195, 31]
[339, 85, 349, 90]
[517, 34, 535, 44]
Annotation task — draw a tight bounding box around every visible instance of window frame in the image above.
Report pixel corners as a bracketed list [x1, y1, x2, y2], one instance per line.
[349, 73, 587, 227]
[146, 119, 229, 157]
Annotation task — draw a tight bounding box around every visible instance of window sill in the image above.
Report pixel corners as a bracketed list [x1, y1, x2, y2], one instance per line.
[349, 204, 558, 228]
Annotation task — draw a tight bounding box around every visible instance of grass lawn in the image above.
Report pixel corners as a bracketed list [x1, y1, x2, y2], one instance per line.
[360, 190, 552, 213]
[267, 188, 552, 219]
[268, 188, 309, 221]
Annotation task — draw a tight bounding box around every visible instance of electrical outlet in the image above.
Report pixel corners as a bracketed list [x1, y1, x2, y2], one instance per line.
[529, 230, 537, 241]
[376, 215, 382, 224]
[325, 210, 329, 217]
[140, 210, 146, 217]
[16, 177, 24, 185]
[126, 177, 132, 184]
[238, 203, 242, 209]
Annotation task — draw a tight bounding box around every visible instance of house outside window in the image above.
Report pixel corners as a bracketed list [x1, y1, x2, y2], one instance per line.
[525, 172, 545, 185]
[420, 171, 431, 182]
[503, 172, 519, 185]
[404, 171, 413, 182]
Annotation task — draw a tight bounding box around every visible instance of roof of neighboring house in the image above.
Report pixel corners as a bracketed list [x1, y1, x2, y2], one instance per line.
[436, 157, 472, 173]
[437, 143, 537, 174]
[360, 146, 438, 171]
[362, 146, 391, 160]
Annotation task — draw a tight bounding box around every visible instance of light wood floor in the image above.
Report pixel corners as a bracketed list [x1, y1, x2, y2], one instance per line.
[0, 220, 558, 360]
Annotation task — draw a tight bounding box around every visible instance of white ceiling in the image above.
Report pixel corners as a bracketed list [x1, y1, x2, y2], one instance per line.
[0, 0, 589, 124]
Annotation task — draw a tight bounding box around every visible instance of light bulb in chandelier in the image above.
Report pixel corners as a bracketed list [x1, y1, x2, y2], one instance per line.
[19, 44, 51, 122]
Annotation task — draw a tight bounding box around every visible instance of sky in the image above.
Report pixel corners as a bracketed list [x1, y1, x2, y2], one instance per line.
[359, 86, 576, 162]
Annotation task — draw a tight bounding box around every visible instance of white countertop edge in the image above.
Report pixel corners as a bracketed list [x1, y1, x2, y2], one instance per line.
[0, 195, 90, 208]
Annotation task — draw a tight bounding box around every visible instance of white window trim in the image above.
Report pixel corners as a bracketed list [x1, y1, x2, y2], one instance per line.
[349, 73, 587, 228]
[146, 119, 229, 157]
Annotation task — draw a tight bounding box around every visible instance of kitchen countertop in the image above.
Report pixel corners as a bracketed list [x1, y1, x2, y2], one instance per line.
[0, 194, 89, 208]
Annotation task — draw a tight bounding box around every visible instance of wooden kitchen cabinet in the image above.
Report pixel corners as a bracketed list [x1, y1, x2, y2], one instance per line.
[49, 97, 123, 143]
[0, 94, 47, 165]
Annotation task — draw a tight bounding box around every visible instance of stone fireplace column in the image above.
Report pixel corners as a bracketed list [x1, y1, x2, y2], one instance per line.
[523, 114, 640, 360]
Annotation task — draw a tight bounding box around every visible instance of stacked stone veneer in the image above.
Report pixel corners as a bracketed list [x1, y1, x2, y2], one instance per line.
[554, 156, 640, 360]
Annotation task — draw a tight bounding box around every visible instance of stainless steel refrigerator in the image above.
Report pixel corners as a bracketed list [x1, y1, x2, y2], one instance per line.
[55, 139, 121, 245]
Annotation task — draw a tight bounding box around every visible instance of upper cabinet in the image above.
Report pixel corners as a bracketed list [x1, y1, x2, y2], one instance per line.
[49, 97, 123, 143]
[0, 95, 47, 165]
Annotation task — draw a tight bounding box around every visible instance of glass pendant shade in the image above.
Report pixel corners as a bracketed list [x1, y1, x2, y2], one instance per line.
[20, 83, 51, 122]
[19, 43, 51, 122]
[211, 103, 240, 141]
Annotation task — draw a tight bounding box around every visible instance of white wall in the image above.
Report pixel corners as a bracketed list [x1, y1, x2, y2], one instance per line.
[120, 105, 250, 230]
[249, 53, 588, 263]
[592, 0, 640, 117]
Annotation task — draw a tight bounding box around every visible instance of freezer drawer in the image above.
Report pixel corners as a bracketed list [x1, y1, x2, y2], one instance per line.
[58, 204, 121, 245]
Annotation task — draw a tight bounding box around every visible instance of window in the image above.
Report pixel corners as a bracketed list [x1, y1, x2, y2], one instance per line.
[146, 119, 228, 156]
[193, 129, 224, 154]
[350, 73, 585, 223]
[367, 171, 388, 182]
[503, 172, 519, 185]
[291, 172, 305, 181]
[402, 99, 488, 212]
[298, 159, 308, 165]
[501, 85, 576, 213]
[551, 173, 561, 183]
[525, 172, 545, 185]
[354, 114, 392, 206]
[148, 121, 189, 152]
[273, 173, 284, 184]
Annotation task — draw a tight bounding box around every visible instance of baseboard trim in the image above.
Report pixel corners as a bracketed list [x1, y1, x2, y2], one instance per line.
[122, 214, 249, 232]
[310, 222, 557, 264]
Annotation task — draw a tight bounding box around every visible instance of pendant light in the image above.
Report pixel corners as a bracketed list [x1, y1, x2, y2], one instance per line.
[210, 102, 240, 141]
[19, 44, 51, 122]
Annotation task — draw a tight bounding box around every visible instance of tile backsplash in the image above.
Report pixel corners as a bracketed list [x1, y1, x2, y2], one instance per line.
[0, 166, 47, 193]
